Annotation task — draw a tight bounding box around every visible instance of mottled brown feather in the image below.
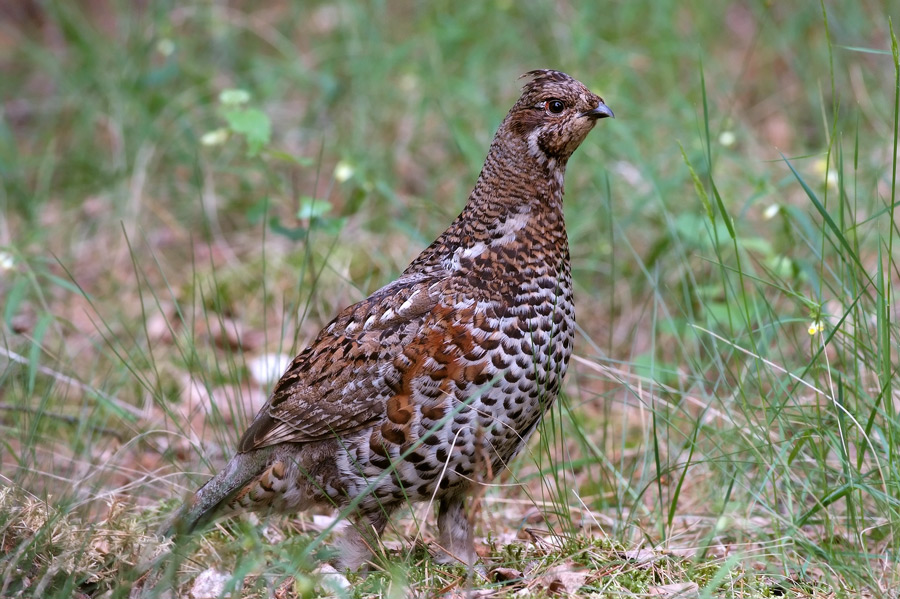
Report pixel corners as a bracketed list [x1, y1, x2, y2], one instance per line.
[238, 274, 446, 451]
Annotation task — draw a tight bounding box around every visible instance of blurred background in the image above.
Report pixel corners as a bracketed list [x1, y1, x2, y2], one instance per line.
[0, 1, 897, 596]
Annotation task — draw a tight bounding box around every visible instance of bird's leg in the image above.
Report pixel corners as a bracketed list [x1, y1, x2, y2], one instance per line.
[435, 494, 476, 565]
[334, 509, 390, 571]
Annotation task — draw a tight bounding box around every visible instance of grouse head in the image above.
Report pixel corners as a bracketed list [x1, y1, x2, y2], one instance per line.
[503, 69, 613, 166]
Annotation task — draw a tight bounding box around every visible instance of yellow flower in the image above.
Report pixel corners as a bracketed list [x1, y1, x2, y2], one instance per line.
[813, 157, 838, 190]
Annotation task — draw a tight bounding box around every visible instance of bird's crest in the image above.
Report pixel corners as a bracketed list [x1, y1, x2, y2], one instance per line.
[519, 69, 576, 90]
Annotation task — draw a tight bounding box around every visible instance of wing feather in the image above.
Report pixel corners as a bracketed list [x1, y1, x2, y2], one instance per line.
[238, 274, 446, 452]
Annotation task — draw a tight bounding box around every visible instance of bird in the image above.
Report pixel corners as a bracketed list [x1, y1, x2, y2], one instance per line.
[173, 69, 613, 571]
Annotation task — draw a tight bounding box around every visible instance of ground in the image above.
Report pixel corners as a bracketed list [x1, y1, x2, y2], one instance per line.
[0, 1, 898, 597]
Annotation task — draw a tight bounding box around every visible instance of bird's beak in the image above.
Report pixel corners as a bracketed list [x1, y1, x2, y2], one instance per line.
[581, 101, 615, 120]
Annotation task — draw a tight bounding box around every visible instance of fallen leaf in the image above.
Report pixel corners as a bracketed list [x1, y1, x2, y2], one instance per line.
[491, 566, 523, 584]
[532, 563, 587, 597]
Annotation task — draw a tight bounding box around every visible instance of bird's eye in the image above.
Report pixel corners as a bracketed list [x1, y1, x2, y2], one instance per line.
[546, 99, 565, 114]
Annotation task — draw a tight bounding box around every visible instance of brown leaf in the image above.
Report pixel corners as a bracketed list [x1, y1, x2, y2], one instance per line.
[491, 566, 523, 584]
[534, 564, 587, 597]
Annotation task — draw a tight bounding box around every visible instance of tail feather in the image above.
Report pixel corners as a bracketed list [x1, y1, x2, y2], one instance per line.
[165, 446, 275, 537]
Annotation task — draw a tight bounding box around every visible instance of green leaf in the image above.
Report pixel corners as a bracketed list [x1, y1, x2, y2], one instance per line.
[3, 277, 27, 327]
[27, 313, 52, 395]
[678, 142, 713, 221]
[781, 152, 866, 273]
[297, 197, 332, 220]
[267, 150, 314, 166]
[268, 216, 307, 241]
[314, 216, 347, 236]
[224, 108, 271, 156]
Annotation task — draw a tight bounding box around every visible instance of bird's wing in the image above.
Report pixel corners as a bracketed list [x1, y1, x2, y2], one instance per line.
[238, 272, 455, 452]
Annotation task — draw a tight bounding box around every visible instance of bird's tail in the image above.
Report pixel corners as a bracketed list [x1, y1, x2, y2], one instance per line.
[165, 446, 276, 537]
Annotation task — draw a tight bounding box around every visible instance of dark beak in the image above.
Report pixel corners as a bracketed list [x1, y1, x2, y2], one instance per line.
[581, 101, 614, 120]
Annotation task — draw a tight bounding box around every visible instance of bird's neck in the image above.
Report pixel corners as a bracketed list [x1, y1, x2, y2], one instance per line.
[469, 134, 567, 212]
[405, 135, 570, 276]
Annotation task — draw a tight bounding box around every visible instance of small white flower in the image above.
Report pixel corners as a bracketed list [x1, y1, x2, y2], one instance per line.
[333, 160, 354, 183]
[399, 73, 419, 93]
[156, 38, 175, 56]
[219, 89, 251, 106]
[200, 128, 229, 146]
[718, 131, 736, 147]
[808, 321, 824, 335]
[763, 204, 780, 220]
[0, 251, 14, 272]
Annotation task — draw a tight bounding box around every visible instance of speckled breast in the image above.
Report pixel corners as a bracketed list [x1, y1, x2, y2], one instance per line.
[334, 243, 575, 508]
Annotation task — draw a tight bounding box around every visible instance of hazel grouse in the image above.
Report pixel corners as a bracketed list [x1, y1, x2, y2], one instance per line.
[175, 69, 613, 570]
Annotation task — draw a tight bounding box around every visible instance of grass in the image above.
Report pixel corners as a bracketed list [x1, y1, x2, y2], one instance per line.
[1, 0, 898, 597]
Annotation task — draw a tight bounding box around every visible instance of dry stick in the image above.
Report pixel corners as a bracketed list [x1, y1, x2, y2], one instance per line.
[0, 402, 124, 440]
[0, 346, 144, 419]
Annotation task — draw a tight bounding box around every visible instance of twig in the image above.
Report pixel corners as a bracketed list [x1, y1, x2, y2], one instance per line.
[0, 402, 125, 440]
[0, 346, 144, 418]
